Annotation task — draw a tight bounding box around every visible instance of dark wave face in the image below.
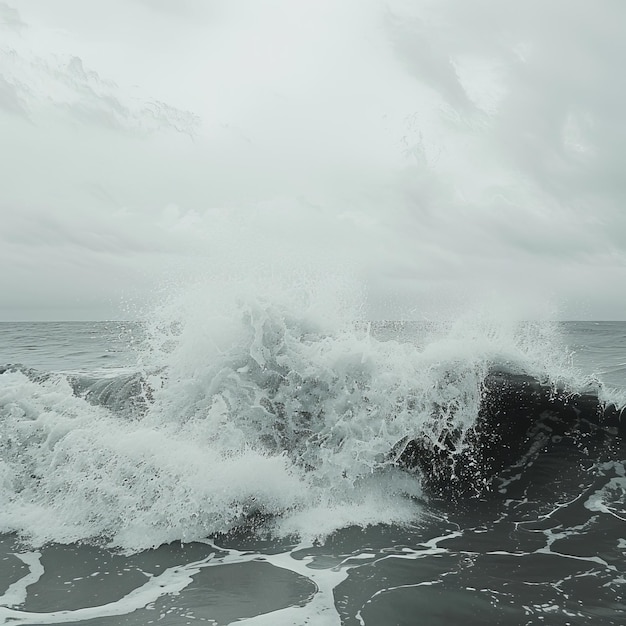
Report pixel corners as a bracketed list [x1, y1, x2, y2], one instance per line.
[399, 369, 624, 497]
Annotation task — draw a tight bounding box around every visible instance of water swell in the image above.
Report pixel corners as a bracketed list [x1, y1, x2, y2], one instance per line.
[0, 364, 149, 418]
[0, 303, 621, 552]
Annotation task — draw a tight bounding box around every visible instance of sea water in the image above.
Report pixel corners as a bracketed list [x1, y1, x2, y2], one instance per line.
[0, 307, 625, 625]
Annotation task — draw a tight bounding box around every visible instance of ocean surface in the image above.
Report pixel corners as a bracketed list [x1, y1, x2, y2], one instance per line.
[0, 315, 625, 625]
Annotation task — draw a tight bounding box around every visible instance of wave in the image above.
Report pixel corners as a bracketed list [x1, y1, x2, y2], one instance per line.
[0, 298, 622, 552]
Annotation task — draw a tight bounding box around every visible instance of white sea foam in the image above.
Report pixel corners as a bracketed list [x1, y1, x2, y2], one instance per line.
[0, 552, 44, 608]
[584, 461, 626, 522]
[0, 551, 217, 624]
[0, 277, 594, 553]
[0, 541, 352, 626]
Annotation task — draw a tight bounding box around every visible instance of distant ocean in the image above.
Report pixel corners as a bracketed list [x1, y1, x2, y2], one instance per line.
[0, 315, 625, 625]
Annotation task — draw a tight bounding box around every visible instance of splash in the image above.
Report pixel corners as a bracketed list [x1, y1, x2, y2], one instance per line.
[1, 274, 598, 553]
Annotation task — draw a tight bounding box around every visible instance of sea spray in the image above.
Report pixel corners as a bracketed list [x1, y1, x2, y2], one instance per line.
[0, 281, 597, 552]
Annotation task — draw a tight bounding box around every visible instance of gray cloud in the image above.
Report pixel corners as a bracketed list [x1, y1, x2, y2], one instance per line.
[1, 0, 625, 320]
[129, 0, 216, 20]
[0, 74, 28, 117]
[385, 1, 626, 258]
[387, 0, 626, 212]
[0, 2, 24, 30]
[0, 48, 201, 137]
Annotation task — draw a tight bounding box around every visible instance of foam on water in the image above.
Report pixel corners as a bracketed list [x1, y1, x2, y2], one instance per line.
[0, 278, 601, 553]
[0, 540, 352, 625]
[584, 461, 626, 522]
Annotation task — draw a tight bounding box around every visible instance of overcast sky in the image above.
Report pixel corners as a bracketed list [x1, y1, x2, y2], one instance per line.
[1, 0, 625, 321]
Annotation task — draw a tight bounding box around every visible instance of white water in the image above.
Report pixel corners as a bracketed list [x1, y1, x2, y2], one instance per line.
[0, 279, 594, 553]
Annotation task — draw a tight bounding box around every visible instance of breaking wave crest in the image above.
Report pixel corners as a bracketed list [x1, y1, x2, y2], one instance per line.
[0, 288, 608, 553]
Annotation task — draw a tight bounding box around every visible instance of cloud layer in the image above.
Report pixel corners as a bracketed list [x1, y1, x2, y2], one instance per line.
[1, 0, 625, 320]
